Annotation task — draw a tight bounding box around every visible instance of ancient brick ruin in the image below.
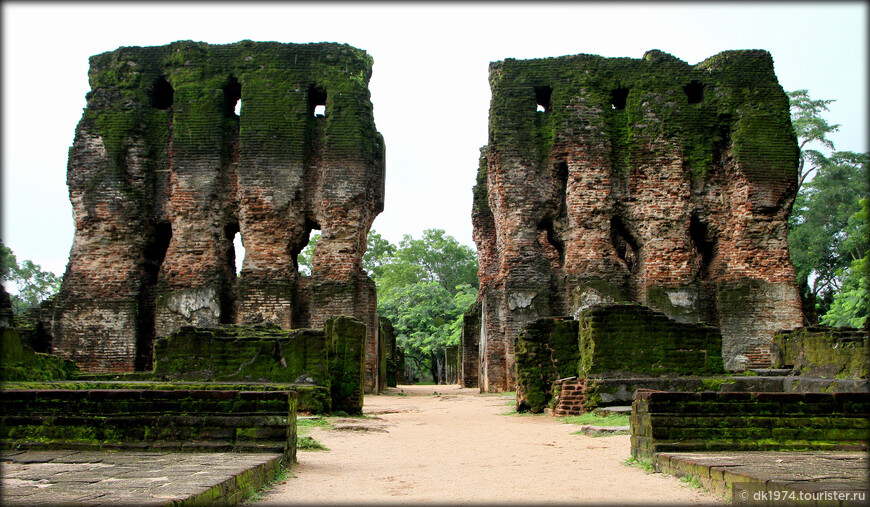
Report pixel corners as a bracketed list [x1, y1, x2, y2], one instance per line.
[49, 41, 386, 392]
[467, 49, 803, 392]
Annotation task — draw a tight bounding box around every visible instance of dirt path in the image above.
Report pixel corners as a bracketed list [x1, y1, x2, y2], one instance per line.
[254, 385, 723, 505]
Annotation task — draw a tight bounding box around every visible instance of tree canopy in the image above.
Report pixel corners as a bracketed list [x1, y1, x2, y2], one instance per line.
[787, 90, 868, 328]
[0, 242, 62, 314]
[371, 229, 478, 384]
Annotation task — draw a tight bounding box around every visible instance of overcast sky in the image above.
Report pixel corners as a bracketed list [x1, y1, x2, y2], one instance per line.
[2, 2, 867, 276]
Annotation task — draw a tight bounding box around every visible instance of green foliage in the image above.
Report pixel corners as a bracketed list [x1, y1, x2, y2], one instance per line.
[296, 233, 320, 276]
[788, 152, 868, 322]
[371, 229, 478, 384]
[0, 242, 61, 314]
[560, 412, 630, 428]
[296, 436, 329, 451]
[788, 89, 840, 189]
[820, 197, 869, 328]
[363, 231, 397, 279]
[622, 456, 656, 472]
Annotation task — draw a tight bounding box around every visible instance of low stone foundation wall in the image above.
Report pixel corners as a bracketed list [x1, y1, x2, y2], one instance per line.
[151, 315, 366, 414]
[773, 327, 868, 378]
[0, 388, 298, 462]
[630, 390, 869, 460]
[2, 380, 328, 415]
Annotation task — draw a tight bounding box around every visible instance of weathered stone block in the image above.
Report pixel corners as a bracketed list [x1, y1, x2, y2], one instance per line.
[773, 326, 868, 378]
[578, 304, 724, 377]
[326, 316, 366, 414]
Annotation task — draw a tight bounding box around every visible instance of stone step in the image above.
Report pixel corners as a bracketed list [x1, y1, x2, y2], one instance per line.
[575, 425, 630, 436]
[748, 368, 794, 376]
[593, 406, 632, 417]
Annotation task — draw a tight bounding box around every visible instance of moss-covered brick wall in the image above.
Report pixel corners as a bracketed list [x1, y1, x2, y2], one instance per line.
[473, 49, 802, 390]
[460, 302, 481, 388]
[51, 41, 385, 380]
[379, 317, 398, 388]
[153, 324, 329, 385]
[515, 317, 579, 413]
[0, 388, 298, 462]
[630, 390, 870, 460]
[773, 327, 869, 379]
[149, 316, 366, 413]
[1, 328, 78, 381]
[578, 304, 725, 377]
[326, 316, 366, 414]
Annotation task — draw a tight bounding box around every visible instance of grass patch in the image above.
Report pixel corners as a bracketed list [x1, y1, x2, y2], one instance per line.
[241, 462, 291, 503]
[297, 417, 330, 429]
[297, 436, 329, 451]
[560, 411, 630, 427]
[623, 456, 655, 472]
[680, 474, 706, 491]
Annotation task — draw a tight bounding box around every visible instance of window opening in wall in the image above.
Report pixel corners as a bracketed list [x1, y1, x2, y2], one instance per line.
[224, 76, 242, 118]
[290, 218, 321, 275]
[610, 215, 640, 273]
[684, 81, 704, 104]
[224, 223, 243, 276]
[610, 88, 629, 110]
[534, 86, 552, 113]
[149, 76, 174, 110]
[222, 223, 242, 325]
[309, 85, 327, 117]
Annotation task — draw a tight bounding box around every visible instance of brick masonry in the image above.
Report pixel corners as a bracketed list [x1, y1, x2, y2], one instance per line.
[469, 49, 803, 391]
[0, 388, 299, 462]
[48, 41, 385, 392]
[630, 390, 870, 461]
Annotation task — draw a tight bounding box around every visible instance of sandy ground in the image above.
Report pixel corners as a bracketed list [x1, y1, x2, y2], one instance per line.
[254, 385, 723, 505]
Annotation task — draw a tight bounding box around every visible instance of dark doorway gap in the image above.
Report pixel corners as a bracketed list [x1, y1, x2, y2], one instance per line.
[684, 81, 704, 104]
[610, 88, 629, 110]
[224, 76, 242, 118]
[534, 85, 553, 114]
[610, 215, 640, 273]
[309, 85, 327, 117]
[149, 76, 174, 110]
[689, 213, 715, 279]
[136, 222, 172, 371]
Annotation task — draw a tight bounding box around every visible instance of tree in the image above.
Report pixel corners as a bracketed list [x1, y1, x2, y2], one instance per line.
[372, 229, 478, 384]
[789, 152, 868, 322]
[362, 231, 397, 278]
[786, 89, 867, 326]
[820, 197, 869, 328]
[378, 282, 476, 384]
[0, 242, 62, 314]
[788, 89, 840, 191]
[296, 233, 320, 276]
[375, 229, 478, 296]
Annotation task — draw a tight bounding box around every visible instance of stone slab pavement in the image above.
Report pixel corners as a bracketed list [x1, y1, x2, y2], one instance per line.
[1, 450, 284, 506]
[655, 451, 869, 505]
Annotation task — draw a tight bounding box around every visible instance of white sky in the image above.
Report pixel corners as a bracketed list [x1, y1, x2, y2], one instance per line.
[2, 2, 867, 276]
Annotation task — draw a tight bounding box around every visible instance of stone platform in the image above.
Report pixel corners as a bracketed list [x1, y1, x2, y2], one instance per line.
[0, 450, 283, 505]
[655, 451, 868, 504]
